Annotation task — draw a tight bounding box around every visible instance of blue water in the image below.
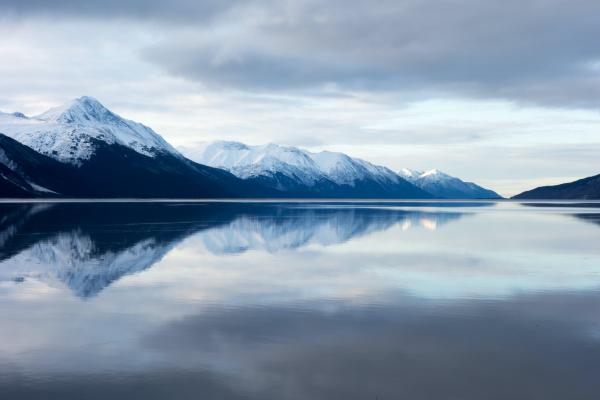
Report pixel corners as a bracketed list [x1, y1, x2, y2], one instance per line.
[1, 201, 600, 399]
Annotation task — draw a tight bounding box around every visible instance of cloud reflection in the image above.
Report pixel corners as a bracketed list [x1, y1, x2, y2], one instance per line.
[2, 290, 600, 399]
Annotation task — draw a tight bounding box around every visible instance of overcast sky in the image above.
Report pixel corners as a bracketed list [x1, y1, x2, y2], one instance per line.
[1, 0, 599, 196]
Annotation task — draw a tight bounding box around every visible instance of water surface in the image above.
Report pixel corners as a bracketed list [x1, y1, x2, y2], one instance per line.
[1, 201, 600, 399]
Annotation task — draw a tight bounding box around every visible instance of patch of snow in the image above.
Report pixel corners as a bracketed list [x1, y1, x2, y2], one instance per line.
[0, 172, 29, 192]
[28, 182, 58, 194]
[0, 148, 18, 171]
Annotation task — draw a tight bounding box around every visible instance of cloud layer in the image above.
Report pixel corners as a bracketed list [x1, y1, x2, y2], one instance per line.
[4, 0, 600, 107]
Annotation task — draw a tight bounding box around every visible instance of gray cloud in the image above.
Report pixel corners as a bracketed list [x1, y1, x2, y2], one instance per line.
[0, 0, 239, 23]
[2, 0, 600, 107]
[141, 0, 600, 107]
[5, 290, 600, 399]
[139, 291, 600, 400]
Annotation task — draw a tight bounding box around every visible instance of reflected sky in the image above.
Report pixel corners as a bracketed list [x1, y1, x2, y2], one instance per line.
[1, 201, 600, 399]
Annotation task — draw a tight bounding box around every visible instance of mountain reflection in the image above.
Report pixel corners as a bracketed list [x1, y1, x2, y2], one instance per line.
[0, 202, 469, 297]
[197, 205, 464, 254]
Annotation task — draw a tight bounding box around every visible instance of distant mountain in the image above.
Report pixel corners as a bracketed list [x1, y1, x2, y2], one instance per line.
[0, 98, 270, 198]
[400, 168, 502, 199]
[180, 141, 432, 198]
[513, 173, 600, 200]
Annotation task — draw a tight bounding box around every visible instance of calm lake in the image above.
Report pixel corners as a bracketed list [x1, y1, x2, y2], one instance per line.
[1, 201, 600, 399]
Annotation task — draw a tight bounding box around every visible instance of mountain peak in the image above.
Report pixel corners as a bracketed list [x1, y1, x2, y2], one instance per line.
[36, 96, 120, 125]
[400, 168, 422, 180]
[1, 96, 180, 164]
[421, 169, 445, 178]
[214, 140, 251, 150]
[72, 96, 106, 111]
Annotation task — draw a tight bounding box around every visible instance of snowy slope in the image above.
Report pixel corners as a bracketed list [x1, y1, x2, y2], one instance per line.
[184, 141, 325, 185]
[400, 168, 501, 199]
[181, 141, 410, 189]
[0, 96, 180, 165]
[0, 133, 70, 196]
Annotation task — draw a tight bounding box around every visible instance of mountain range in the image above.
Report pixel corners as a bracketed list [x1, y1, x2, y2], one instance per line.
[180, 141, 432, 198]
[180, 141, 501, 199]
[0, 95, 515, 199]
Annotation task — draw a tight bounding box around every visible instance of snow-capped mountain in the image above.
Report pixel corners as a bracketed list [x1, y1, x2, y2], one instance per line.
[0, 98, 266, 198]
[180, 140, 500, 199]
[0, 96, 179, 164]
[180, 141, 431, 198]
[400, 168, 502, 199]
